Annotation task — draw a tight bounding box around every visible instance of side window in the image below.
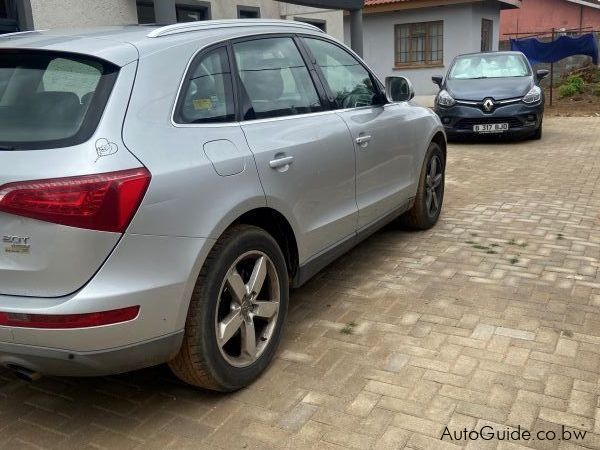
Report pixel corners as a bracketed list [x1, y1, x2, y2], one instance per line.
[232, 37, 323, 120]
[304, 38, 378, 109]
[175, 47, 235, 124]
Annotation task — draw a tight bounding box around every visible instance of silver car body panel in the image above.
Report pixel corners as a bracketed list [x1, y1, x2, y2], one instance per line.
[0, 22, 444, 375]
[0, 62, 141, 297]
[338, 103, 417, 230]
[241, 112, 357, 262]
[0, 233, 212, 350]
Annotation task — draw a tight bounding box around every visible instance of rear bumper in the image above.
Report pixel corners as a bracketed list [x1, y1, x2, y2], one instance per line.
[434, 101, 544, 139]
[0, 331, 183, 376]
[0, 233, 214, 376]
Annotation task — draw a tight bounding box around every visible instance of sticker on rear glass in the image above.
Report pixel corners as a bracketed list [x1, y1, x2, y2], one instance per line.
[95, 138, 118, 162]
[193, 98, 213, 110]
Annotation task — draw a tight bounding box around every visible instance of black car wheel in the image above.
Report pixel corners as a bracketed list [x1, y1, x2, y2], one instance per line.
[400, 141, 445, 230]
[531, 121, 543, 140]
[169, 225, 289, 392]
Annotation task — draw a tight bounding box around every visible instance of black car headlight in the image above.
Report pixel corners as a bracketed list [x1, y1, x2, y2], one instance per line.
[522, 86, 542, 104]
[437, 90, 456, 107]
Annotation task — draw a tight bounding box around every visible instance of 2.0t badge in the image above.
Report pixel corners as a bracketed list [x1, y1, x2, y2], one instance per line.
[2, 235, 30, 254]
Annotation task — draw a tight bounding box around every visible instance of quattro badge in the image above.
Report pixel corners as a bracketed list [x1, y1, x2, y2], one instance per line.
[2, 235, 30, 254]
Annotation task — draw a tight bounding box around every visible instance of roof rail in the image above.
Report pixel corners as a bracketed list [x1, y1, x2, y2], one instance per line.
[0, 30, 43, 39]
[147, 19, 323, 38]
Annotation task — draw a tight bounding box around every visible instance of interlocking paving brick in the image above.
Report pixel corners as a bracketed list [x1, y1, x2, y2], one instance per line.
[2, 118, 600, 449]
[538, 407, 595, 431]
[278, 402, 318, 432]
[345, 391, 380, 418]
[471, 323, 496, 340]
[373, 426, 410, 449]
[495, 327, 536, 341]
[545, 374, 575, 400]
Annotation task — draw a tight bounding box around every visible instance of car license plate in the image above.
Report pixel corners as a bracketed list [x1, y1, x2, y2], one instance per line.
[473, 123, 509, 133]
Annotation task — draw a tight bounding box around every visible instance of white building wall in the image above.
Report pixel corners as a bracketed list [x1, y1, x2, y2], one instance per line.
[472, 1, 501, 51]
[279, 4, 344, 41]
[28, 0, 343, 40]
[29, 0, 138, 28]
[156, 0, 281, 21]
[345, 3, 502, 96]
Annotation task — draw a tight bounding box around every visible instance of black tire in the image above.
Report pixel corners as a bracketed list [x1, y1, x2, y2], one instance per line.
[531, 121, 543, 140]
[169, 224, 289, 392]
[399, 141, 445, 230]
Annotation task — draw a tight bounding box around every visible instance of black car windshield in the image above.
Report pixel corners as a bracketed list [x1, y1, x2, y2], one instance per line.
[449, 54, 530, 80]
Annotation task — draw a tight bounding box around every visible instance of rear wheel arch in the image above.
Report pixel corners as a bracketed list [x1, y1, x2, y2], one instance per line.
[431, 131, 447, 162]
[231, 208, 299, 281]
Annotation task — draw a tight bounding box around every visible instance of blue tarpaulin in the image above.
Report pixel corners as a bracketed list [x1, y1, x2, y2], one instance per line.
[510, 33, 599, 65]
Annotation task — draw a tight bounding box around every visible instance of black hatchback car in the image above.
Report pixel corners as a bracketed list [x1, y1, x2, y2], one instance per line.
[432, 51, 548, 140]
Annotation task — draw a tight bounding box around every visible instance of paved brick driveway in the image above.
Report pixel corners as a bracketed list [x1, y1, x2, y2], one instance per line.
[2, 117, 600, 450]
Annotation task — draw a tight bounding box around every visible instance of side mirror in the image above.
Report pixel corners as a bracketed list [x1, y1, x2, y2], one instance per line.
[432, 75, 443, 87]
[385, 76, 415, 102]
[536, 69, 550, 81]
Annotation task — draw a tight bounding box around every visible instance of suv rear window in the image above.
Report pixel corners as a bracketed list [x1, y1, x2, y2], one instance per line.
[0, 50, 118, 150]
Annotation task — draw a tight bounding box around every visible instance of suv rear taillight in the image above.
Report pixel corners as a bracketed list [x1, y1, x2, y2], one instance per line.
[0, 168, 150, 233]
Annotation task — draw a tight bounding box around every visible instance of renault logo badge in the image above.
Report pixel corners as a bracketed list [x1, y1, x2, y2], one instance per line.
[483, 98, 495, 112]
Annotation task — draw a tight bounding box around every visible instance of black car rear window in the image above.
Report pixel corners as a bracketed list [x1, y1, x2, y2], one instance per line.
[0, 50, 118, 150]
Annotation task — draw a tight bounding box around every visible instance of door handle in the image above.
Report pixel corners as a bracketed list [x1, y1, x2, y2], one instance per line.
[355, 135, 372, 148]
[269, 155, 294, 170]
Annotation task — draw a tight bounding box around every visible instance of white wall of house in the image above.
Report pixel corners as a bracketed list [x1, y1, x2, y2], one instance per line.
[27, 0, 343, 41]
[279, 3, 344, 41]
[149, 0, 281, 22]
[473, 1, 501, 52]
[344, 3, 502, 96]
[212, 0, 281, 19]
[29, 0, 138, 28]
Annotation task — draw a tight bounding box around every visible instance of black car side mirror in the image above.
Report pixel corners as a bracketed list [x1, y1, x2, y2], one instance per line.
[432, 75, 443, 87]
[536, 69, 550, 81]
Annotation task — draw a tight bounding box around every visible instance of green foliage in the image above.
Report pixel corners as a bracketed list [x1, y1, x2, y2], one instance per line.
[566, 75, 585, 93]
[593, 84, 600, 97]
[340, 322, 357, 335]
[558, 75, 586, 98]
[558, 83, 578, 98]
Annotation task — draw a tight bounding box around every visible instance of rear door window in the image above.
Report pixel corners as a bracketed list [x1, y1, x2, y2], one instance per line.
[232, 37, 323, 120]
[0, 51, 118, 150]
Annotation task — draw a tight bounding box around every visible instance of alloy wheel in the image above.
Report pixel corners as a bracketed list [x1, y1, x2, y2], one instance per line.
[215, 251, 280, 368]
[425, 154, 443, 217]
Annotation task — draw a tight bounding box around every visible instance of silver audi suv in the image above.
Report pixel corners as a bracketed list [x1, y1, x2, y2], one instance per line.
[0, 20, 446, 391]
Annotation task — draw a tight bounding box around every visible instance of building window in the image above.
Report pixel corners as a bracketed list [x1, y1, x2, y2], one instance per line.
[0, 0, 19, 34]
[238, 6, 260, 19]
[481, 19, 493, 52]
[176, 3, 211, 22]
[395, 21, 443, 68]
[295, 18, 326, 33]
[136, 1, 155, 24]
